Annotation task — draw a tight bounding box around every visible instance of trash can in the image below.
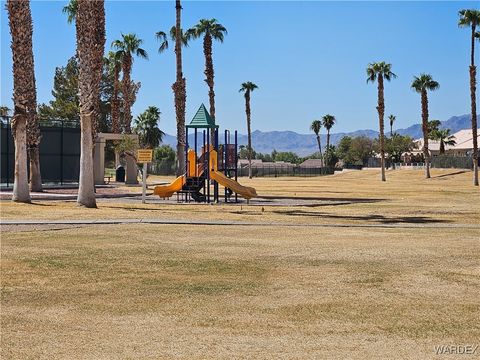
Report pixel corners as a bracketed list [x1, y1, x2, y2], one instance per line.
[115, 166, 125, 182]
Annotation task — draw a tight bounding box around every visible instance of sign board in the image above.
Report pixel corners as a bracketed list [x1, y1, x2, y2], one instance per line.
[137, 149, 153, 163]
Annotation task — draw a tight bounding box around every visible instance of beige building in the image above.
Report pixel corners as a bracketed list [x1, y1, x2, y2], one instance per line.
[415, 129, 479, 157]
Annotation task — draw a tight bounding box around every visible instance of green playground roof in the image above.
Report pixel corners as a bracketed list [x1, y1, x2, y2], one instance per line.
[186, 104, 218, 129]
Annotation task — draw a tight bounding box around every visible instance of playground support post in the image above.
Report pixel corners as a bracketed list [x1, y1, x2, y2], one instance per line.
[185, 127, 189, 176]
[213, 128, 219, 202]
[235, 130, 238, 203]
[206, 129, 210, 203]
[194, 128, 198, 177]
[224, 129, 229, 202]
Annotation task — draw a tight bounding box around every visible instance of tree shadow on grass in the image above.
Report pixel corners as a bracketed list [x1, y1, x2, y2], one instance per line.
[258, 195, 386, 203]
[432, 170, 469, 179]
[271, 210, 452, 224]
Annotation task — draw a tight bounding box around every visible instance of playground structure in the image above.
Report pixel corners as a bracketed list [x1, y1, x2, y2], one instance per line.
[153, 104, 257, 203]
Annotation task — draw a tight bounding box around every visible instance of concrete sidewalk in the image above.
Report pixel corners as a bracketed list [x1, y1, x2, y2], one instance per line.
[0, 191, 152, 201]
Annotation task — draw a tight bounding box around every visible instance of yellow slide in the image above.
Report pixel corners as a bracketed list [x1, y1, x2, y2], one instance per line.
[153, 175, 185, 198]
[210, 170, 257, 200]
[208, 149, 257, 200]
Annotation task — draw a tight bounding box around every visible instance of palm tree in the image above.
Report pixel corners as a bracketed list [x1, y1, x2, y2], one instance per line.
[105, 51, 122, 134]
[459, 9, 480, 186]
[10, 0, 42, 192]
[105, 51, 123, 166]
[134, 106, 165, 149]
[76, 0, 105, 208]
[154, 1, 188, 176]
[188, 19, 227, 142]
[367, 61, 397, 181]
[239, 82, 258, 179]
[112, 34, 147, 134]
[430, 128, 456, 155]
[411, 74, 440, 179]
[388, 114, 396, 137]
[62, 0, 78, 24]
[322, 114, 336, 151]
[0, 106, 11, 120]
[63, 0, 104, 144]
[310, 120, 323, 165]
[7, 0, 32, 202]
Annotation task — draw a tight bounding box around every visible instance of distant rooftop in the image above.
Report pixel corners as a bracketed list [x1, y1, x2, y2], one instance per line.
[416, 129, 479, 152]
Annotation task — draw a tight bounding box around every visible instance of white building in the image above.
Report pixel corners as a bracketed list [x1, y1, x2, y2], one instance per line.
[415, 129, 479, 157]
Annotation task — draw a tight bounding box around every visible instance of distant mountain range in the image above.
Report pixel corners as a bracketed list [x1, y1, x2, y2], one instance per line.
[162, 114, 473, 157]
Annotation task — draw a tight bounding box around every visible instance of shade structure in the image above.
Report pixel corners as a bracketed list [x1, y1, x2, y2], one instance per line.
[186, 103, 219, 129]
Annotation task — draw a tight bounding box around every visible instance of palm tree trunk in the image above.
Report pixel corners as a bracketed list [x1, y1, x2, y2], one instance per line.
[112, 64, 121, 167]
[245, 91, 252, 179]
[439, 140, 445, 155]
[8, 0, 32, 202]
[19, 0, 42, 192]
[122, 53, 132, 134]
[78, 111, 96, 207]
[12, 112, 31, 202]
[173, 0, 186, 176]
[203, 33, 216, 144]
[421, 89, 431, 179]
[316, 135, 323, 166]
[76, 0, 104, 208]
[112, 64, 121, 134]
[377, 74, 386, 181]
[470, 24, 478, 186]
[28, 147, 42, 191]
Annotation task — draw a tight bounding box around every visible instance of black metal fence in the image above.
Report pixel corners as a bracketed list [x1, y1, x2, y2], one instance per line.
[238, 166, 334, 177]
[149, 159, 177, 176]
[1, 119, 81, 186]
[431, 155, 474, 169]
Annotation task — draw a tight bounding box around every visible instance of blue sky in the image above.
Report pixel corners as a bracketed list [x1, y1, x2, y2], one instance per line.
[1, 1, 478, 135]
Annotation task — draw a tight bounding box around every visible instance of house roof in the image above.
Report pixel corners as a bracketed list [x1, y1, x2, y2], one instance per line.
[415, 129, 479, 151]
[299, 159, 324, 168]
[186, 104, 218, 129]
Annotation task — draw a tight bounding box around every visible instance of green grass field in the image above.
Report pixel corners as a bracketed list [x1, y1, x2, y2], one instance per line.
[1, 169, 479, 359]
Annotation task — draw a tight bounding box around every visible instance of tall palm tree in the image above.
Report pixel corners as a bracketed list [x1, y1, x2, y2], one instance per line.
[154, 1, 189, 176]
[367, 61, 397, 181]
[310, 120, 323, 165]
[7, 0, 32, 202]
[12, 0, 42, 192]
[63, 0, 103, 144]
[430, 128, 456, 155]
[188, 19, 227, 142]
[76, 0, 105, 208]
[105, 51, 123, 166]
[112, 34, 147, 134]
[459, 9, 480, 186]
[239, 82, 258, 179]
[388, 114, 396, 137]
[134, 106, 165, 149]
[411, 74, 440, 179]
[322, 114, 336, 152]
[62, 0, 78, 24]
[105, 51, 122, 134]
